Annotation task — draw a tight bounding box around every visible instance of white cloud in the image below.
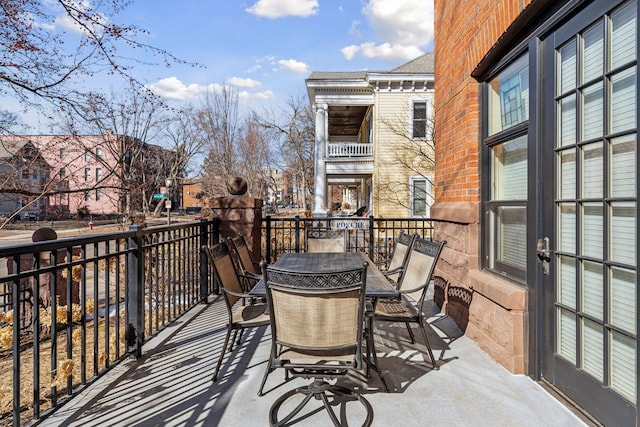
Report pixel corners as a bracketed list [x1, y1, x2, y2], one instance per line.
[278, 59, 308, 74]
[246, 0, 318, 19]
[341, 45, 360, 60]
[342, 0, 433, 62]
[226, 77, 262, 88]
[359, 42, 424, 62]
[145, 77, 222, 101]
[146, 77, 273, 103]
[239, 90, 275, 101]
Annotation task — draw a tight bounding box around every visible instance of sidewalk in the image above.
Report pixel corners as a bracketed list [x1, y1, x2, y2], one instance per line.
[45, 294, 588, 427]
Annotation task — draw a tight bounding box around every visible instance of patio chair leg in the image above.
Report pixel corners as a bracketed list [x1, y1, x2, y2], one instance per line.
[419, 321, 438, 370]
[368, 324, 389, 392]
[257, 363, 272, 396]
[213, 328, 233, 381]
[406, 322, 416, 343]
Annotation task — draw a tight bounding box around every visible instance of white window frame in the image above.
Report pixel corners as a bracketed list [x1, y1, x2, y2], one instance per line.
[85, 168, 91, 181]
[410, 98, 432, 140]
[410, 176, 432, 217]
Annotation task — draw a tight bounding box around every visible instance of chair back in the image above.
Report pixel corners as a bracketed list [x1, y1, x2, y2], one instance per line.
[306, 229, 345, 253]
[230, 233, 260, 276]
[401, 237, 446, 304]
[386, 231, 416, 285]
[264, 263, 368, 368]
[204, 242, 244, 310]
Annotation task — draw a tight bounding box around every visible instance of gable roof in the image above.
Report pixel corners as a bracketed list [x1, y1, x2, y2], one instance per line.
[391, 52, 434, 74]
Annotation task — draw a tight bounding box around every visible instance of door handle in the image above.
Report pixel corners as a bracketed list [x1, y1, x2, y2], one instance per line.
[536, 237, 550, 275]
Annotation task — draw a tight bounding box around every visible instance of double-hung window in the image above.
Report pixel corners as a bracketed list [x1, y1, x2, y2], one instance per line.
[484, 54, 529, 281]
[410, 176, 432, 217]
[411, 100, 428, 139]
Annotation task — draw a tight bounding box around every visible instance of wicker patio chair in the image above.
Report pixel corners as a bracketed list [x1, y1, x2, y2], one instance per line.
[305, 229, 346, 253]
[204, 243, 271, 382]
[371, 237, 447, 371]
[259, 262, 373, 426]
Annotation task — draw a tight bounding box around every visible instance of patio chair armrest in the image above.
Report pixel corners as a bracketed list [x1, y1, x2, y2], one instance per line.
[241, 271, 262, 281]
[397, 283, 428, 295]
[382, 266, 404, 277]
[221, 287, 253, 299]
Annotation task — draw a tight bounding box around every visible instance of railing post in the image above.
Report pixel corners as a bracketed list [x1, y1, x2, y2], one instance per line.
[368, 216, 375, 259]
[265, 215, 272, 263]
[12, 258, 20, 427]
[199, 219, 210, 301]
[126, 224, 144, 358]
[294, 215, 301, 253]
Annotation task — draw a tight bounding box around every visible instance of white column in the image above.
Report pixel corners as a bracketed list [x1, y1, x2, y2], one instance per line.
[313, 103, 328, 216]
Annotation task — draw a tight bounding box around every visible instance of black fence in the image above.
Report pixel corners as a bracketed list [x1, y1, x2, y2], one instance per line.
[261, 215, 440, 266]
[0, 219, 220, 426]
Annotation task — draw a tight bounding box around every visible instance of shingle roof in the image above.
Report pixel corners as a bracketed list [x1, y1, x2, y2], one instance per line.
[306, 71, 368, 80]
[307, 53, 434, 82]
[391, 52, 434, 73]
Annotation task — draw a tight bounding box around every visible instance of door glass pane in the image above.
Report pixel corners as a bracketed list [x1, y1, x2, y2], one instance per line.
[610, 134, 636, 197]
[610, 266, 636, 334]
[582, 82, 603, 140]
[583, 21, 604, 82]
[560, 149, 576, 199]
[558, 203, 576, 254]
[582, 203, 603, 259]
[582, 261, 603, 319]
[560, 40, 577, 94]
[582, 318, 604, 381]
[560, 95, 577, 147]
[610, 331, 637, 402]
[610, 202, 636, 265]
[610, 66, 637, 133]
[558, 307, 577, 363]
[611, 1, 637, 70]
[582, 142, 603, 198]
[558, 255, 576, 308]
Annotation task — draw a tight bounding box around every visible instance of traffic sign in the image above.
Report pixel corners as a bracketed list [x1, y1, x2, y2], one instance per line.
[153, 193, 167, 199]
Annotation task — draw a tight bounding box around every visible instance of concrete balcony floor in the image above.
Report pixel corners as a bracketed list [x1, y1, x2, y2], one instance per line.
[46, 295, 587, 427]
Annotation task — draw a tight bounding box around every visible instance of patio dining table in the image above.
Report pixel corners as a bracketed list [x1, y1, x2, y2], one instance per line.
[250, 251, 398, 299]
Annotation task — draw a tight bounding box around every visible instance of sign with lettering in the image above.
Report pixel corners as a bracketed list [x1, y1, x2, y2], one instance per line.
[332, 220, 368, 230]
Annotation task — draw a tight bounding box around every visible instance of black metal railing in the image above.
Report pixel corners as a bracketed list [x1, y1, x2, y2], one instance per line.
[261, 215, 442, 265]
[0, 219, 220, 426]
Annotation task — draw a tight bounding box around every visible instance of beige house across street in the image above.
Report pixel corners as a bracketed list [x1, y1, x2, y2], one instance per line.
[306, 53, 434, 218]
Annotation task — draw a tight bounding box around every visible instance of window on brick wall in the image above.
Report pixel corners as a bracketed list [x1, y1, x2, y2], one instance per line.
[85, 168, 91, 181]
[484, 55, 529, 282]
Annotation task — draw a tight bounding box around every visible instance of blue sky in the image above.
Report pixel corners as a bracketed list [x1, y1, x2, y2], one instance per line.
[117, 0, 434, 111]
[10, 0, 434, 130]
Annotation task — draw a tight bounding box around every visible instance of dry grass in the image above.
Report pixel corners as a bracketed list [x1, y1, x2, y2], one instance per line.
[0, 302, 128, 426]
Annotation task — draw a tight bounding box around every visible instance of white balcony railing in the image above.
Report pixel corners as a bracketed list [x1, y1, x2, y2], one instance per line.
[326, 142, 372, 157]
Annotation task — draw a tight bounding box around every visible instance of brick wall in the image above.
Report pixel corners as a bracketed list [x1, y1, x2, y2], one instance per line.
[434, 0, 533, 203]
[433, 0, 534, 374]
